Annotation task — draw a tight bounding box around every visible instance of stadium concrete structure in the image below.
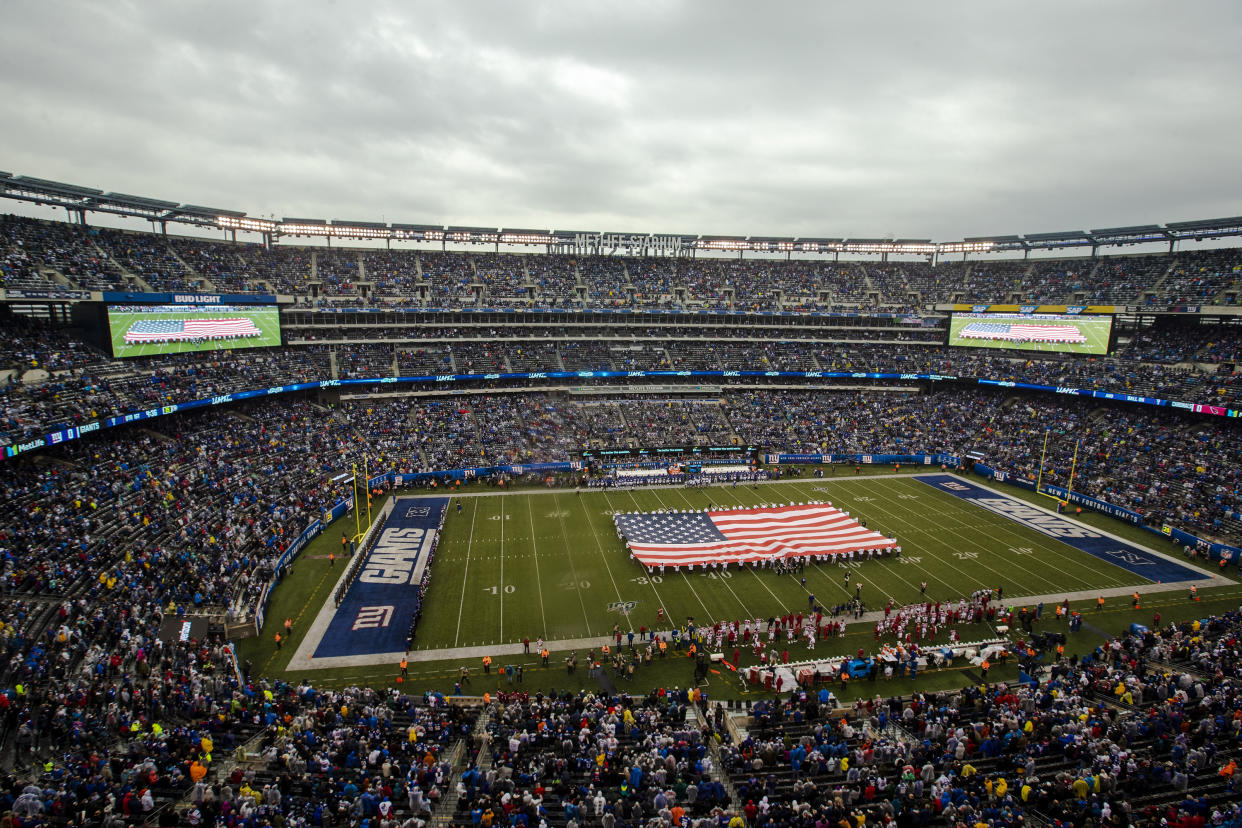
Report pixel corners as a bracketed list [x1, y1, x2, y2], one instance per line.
[1, 175, 1242, 826]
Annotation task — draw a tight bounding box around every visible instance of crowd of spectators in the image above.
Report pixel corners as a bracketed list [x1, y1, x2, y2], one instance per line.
[719, 608, 1242, 827]
[2, 302, 1240, 541]
[0, 363, 1240, 824]
[6, 214, 1242, 308]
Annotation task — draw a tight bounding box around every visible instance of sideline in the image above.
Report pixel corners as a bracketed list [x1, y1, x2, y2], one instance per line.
[285, 576, 1236, 672]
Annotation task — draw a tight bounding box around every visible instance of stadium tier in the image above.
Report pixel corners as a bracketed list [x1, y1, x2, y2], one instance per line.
[4, 209, 1242, 827]
[4, 213, 1242, 307]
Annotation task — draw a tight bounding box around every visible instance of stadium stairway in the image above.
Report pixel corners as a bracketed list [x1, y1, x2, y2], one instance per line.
[88, 234, 150, 292]
[167, 243, 215, 292]
[39, 263, 76, 289]
[433, 711, 486, 826]
[700, 705, 743, 809]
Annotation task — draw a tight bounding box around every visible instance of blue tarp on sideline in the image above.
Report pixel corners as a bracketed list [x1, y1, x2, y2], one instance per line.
[314, 497, 449, 658]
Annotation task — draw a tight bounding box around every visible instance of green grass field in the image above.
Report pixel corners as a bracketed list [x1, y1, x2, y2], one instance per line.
[412, 475, 1172, 648]
[948, 313, 1112, 355]
[242, 472, 1242, 699]
[108, 306, 282, 358]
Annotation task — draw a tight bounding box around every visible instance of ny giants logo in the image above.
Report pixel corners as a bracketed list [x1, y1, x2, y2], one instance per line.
[352, 605, 394, 630]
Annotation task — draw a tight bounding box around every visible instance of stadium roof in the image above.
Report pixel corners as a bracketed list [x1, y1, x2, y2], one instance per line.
[963, 235, 1023, 244]
[172, 204, 245, 218]
[2, 170, 1240, 253]
[1165, 216, 1242, 232]
[390, 223, 444, 232]
[10, 175, 103, 198]
[331, 219, 388, 229]
[1089, 224, 1164, 235]
[445, 225, 498, 234]
[94, 192, 180, 211]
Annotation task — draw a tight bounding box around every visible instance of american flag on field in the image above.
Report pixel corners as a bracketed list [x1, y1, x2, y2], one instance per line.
[124, 318, 262, 344]
[960, 321, 1086, 344]
[615, 503, 896, 567]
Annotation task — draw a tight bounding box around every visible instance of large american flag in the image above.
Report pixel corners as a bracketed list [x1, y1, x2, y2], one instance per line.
[960, 321, 1086, 344]
[615, 503, 896, 566]
[124, 317, 262, 344]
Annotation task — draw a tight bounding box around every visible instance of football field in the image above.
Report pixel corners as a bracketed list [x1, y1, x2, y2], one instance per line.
[402, 473, 1199, 650]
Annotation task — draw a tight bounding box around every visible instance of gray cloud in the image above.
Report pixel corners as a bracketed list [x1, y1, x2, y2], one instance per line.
[2, 0, 1240, 239]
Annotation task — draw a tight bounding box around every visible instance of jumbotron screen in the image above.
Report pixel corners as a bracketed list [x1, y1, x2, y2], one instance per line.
[107, 304, 282, 358]
[948, 312, 1113, 355]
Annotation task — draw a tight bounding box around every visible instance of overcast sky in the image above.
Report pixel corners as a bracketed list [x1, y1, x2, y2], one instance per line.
[2, 1, 1240, 241]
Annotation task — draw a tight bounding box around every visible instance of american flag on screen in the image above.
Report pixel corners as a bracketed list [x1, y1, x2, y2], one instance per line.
[124, 318, 262, 344]
[615, 503, 896, 567]
[960, 321, 1086, 344]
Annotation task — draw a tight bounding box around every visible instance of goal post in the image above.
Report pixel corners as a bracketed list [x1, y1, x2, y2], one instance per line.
[1035, 430, 1081, 504]
[350, 454, 375, 544]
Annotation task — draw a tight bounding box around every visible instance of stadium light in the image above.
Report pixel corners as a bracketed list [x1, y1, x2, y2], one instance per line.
[217, 216, 278, 234]
[937, 241, 996, 254]
[499, 232, 558, 245]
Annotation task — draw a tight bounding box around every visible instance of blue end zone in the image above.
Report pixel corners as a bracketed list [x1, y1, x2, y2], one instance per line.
[914, 475, 1209, 583]
[314, 497, 449, 658]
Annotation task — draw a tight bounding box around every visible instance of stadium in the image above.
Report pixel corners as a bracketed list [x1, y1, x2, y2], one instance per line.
[3, 6, 1242, 827]
[2, 173, 1241, 826]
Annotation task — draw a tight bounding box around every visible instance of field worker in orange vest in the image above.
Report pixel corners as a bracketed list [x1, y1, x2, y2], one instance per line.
[482, 655, 492, 674]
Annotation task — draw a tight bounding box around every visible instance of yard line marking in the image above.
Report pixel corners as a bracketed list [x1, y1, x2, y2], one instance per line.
[525, 496, 549, 637]
[602, 489, 670, 623]
[797, 478, 1068, 596]
[550, 493, 594, 636]
[666, 486, 756, 618]
[453, 497, 479, 647]
[778, 479, 965, 599]
[852, 478, 1091, 593]
[499, 496, 506, 642]
[644, 488, 715, 623]
[890, 477, 1131, 589]
[561, 492, 628, 626]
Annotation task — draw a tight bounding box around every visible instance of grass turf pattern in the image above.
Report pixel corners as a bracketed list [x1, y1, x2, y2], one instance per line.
[413, 475, 1169, 649]
[243, 473, 1240, 700]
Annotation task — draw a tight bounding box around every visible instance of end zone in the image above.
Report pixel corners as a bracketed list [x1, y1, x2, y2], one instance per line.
[915, 474, 1213, 584]
[286, 496, 448, 671]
